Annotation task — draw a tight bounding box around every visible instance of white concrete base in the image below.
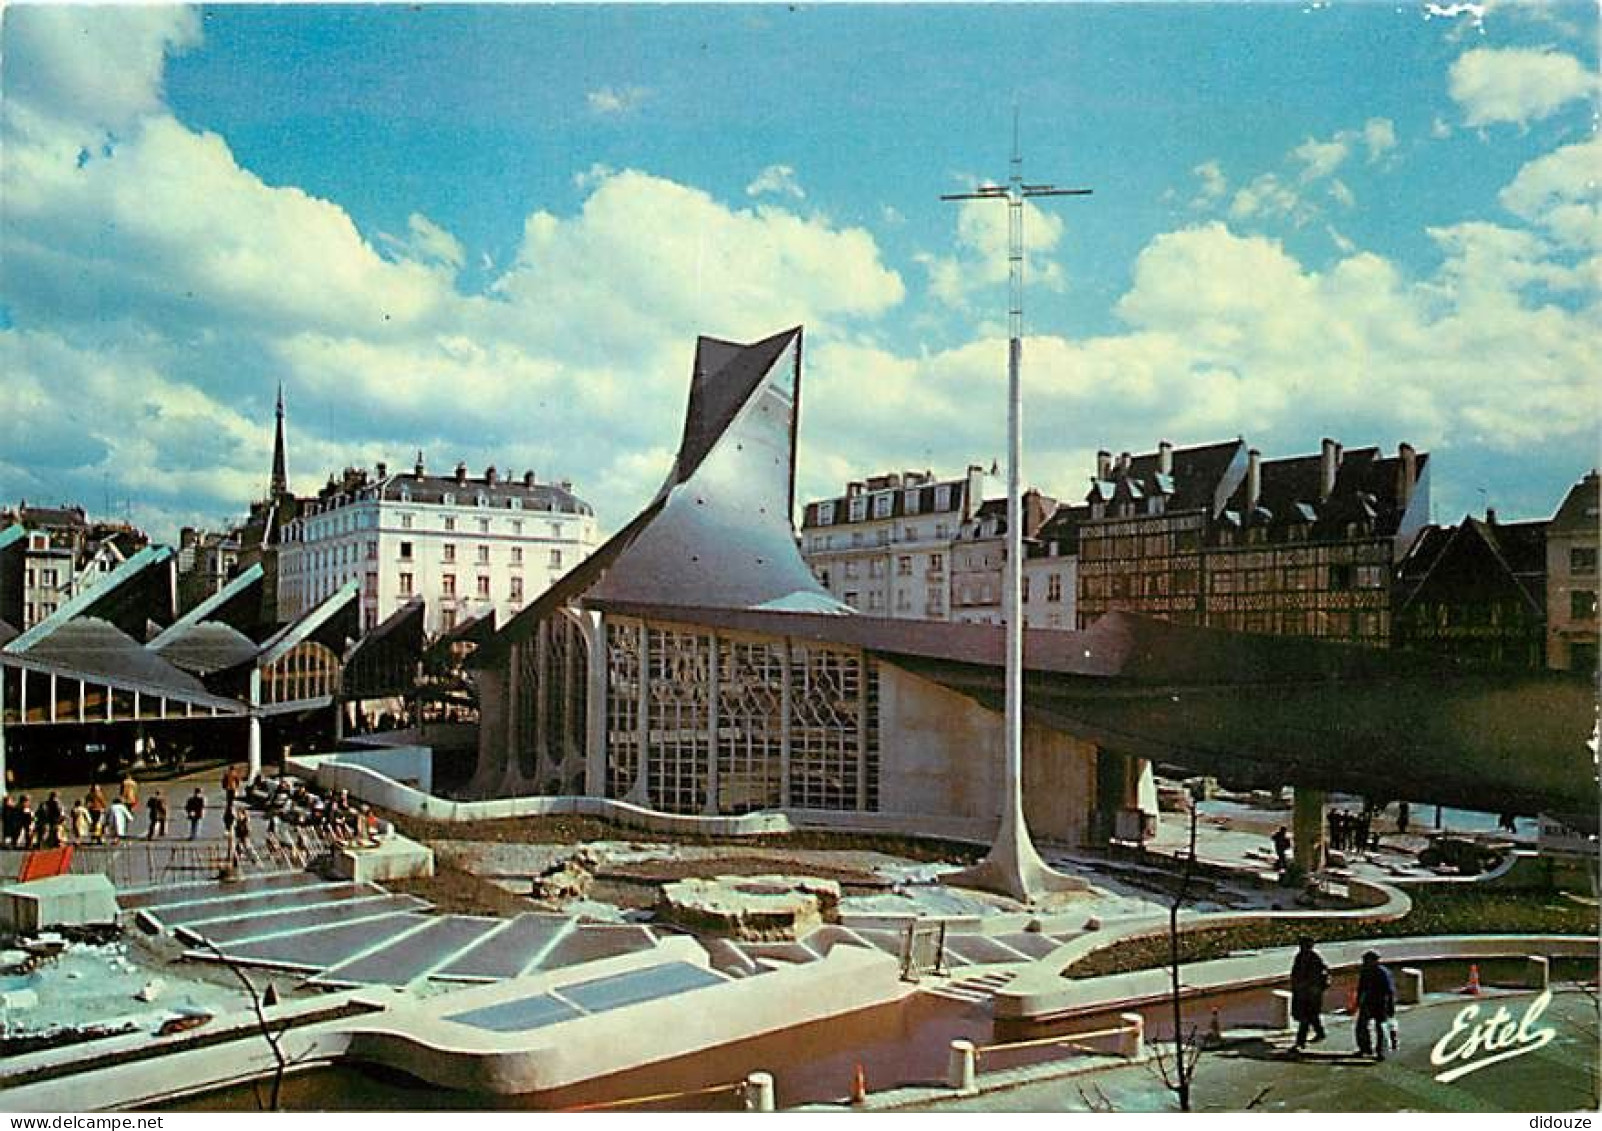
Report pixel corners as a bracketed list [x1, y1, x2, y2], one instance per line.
[327, 836, 435, 884]
[0, 874, 119, 932]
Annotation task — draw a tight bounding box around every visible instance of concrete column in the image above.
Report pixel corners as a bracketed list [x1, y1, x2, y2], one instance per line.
[946, 1039, 977, 1092]
[778, 638, 792, 810]
[704, 632, 720, 816]
[628, 621, 651, 808]
[1527, 955, 1550, 991]
[1398, 966, 1424, 1005]
[1292, 787, 1327, 873]
[247, 667, 263, 780]
[583, 613, 607, 797]
[854, 650, 868, 812]
[1118, 1012, 1146, 1059]
[744, 1071, 775, 1112]
[0, 665, 9, 790]
[1270, 989, 1294, 1030]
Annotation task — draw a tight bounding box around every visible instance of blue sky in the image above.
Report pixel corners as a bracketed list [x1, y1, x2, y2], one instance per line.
[2, 2, 1597, 540]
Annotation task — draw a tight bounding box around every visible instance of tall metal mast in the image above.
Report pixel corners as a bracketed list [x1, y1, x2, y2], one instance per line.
[941, 111, 1092, 903]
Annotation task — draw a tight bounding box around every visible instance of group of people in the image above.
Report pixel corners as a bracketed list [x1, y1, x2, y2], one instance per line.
[0, 775, 153, 847]
[1289, 938, 1398, 1060]
[1327, 808, 1376, 854]
[239, 774, 379, 847]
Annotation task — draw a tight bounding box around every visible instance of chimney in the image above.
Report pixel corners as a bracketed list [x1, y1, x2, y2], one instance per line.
[1158, 440, 1173, 477]
[847, 481, 864, 498]
[414, 451, 425, 477]
[485, 465, 498, 485]
[455, 461, 468, 485]
[375, 460, 387, 479]
[1096, 450, 1112, 480]
[967, 464, 989, 518]
[1397, 442, 1418, 510]
[1486, 505, 1498, 525]
[1319, 438, 1342, 502]
[523, 470, 536, 487]
[1117, 451, 1132, 476]
[1246, 448, 1262, 512]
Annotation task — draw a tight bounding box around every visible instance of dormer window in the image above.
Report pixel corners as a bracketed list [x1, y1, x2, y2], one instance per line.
[476, 493, 488, 507]
[443, 492, 455, 507]
[398, 487, 411, 503]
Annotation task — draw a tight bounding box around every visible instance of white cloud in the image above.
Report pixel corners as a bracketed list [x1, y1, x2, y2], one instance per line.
[1229, 173, 1309, 225]
[1499, 137, 1602, 251]
[1431, 116, 1454, 139]
[3, 6, 201, 132]
[746, 164, 805, 200]
[378, 213, 467, 273]
[1448, 47, 1595, 127]
[586, 86, 649, 115]
[1362, 118, 1398, 162]
[919, 194, 1068, 309]
[1189, 160, 1229, 210]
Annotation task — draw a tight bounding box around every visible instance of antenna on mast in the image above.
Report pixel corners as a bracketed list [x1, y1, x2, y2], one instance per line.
[939, 112, 1093, 905]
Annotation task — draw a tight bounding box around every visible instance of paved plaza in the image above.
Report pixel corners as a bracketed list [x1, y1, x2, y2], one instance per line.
[912, 989, 1600, 1113]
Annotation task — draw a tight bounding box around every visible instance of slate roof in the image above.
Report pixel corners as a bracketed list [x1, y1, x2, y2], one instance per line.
[1094, 440, 1247, 515]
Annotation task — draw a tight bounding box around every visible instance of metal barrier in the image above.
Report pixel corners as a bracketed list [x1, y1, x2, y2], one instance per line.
[557, 1078, 752, 1112]
[971, 1013, 1146, 1070]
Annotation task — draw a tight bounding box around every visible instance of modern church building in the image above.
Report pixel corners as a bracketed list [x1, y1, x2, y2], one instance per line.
[467, 328, 1595, 858]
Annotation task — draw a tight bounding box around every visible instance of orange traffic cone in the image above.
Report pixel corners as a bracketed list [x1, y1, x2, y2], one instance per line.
[851, 1063, 868, 1105]
[1461, 964, 1482, 996]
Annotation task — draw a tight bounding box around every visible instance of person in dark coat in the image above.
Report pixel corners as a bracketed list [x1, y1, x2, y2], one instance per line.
[184, 789, 206, 840]
[1289, 937, 1331, 1049]
[1354, 950, 1396, 1059]
[1272, 826, 1292, 870]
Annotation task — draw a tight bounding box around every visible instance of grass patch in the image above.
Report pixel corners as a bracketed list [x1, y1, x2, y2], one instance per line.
[1068, 884, 1599, 978]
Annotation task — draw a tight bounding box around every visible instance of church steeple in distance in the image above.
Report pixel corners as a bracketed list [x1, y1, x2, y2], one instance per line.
[270, 382, 288, 500]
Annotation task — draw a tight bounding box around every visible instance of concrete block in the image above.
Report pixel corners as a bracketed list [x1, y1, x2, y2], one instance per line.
[745, 1071, 775, 1112]
[327, 836, 435, 884]
[947, 1040, 977, 1092]
[0, 873, 118, 932]
[1269, 988, 1294, 1030]
[1118, 1012, 1145, 1060]
[1398, 966, 1424, 1005]
[1527, 955, 1550, 991]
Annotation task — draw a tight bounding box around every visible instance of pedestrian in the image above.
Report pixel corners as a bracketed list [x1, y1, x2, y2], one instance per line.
[1396, 801, 1410, 835]
[71, 797, 92, 845]
[184, 789, 206, 840]
[146, 790, 168, 839]
[15, 795, 34, 848]
[1354, 950, 1396, 1060]
[1289, 936, 1331, 1050]
[231, 808, 252, 867]
[119, 773, 139, 811]
[221, 765, 239, 813]
[108, 798, 132, 843]
[1272, 825, 1292, 870]
[1497, 811, 1518, 833]
[40, 791, 64, 848]
[222, 799, 237, 842]
[1356, 809, 1373, 853]
[86, 783, 107, 842]
[1, 794, 19, 847]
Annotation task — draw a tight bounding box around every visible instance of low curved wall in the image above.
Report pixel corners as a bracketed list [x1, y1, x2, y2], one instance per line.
[293, 751, 997, 844]
[994, 931, 1594, 1024]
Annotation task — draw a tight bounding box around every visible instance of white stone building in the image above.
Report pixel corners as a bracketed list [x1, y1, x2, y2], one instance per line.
[799, 467, 1001, 619]
[278, 457, 599, 637]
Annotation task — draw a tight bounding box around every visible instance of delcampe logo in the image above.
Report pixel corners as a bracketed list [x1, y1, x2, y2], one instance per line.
[1429, 990, 1558, 1084]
